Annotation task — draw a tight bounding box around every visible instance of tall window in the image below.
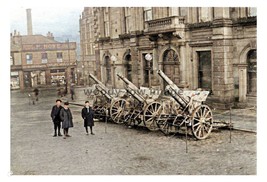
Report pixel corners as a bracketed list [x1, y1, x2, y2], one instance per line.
[10, 56, 14, 65]
[104, 8, 110, 37]
[125, 54, 132, 82]
[57, 52, 63, 62]
[163, 49, 180, 87]
[41, 53, 47, 63]
[26, 54, 32, 64]
[248, 7, 257, 17]
[180, 7, 187, 16]
[198, 51, 212, 91]
[247, 50, 257, 95]
[144, 7, 152, 21]
[124, 7, 131, 33]
[104, 56, 111, 84]
[199, 7, 212, 22]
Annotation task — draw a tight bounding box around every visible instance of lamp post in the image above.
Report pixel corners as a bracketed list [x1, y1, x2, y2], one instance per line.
[145, 53, 153, 88]
[82, 64, 85, 86]
[110, 55, 117, 89]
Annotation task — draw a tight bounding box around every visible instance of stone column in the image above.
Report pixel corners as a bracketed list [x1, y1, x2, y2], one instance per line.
[179, 45, 188, 88]
[130, 46, 139, 87]
[238, 64, 247, 102]
[211, 7, 234, 108]
[45, 69, 51, 85]
[65, 67, 71, 94]
[152, 44, 159, 87]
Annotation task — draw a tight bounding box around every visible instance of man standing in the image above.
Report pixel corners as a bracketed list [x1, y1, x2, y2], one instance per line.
[33, 88, 39, 101]
[70, 84, 75, 101]
[60, 102, 74, 139]
[50, 99, 63, 137]
[81, 101, 95, 135]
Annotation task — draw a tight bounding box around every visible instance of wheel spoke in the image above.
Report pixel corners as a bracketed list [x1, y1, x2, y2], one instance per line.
[205, 117, 212, 121]
[196, 111, 201, 118]
[153, 104, 157, 112]
[197, 126, 202, 137]
[204, 110, 211, 118]
[194, 118, 201, 122]
[193, 122, 200, 127]
[146, 117, 153, 123]
[146, 109, 153, 115]
[195, 124, 201, 134]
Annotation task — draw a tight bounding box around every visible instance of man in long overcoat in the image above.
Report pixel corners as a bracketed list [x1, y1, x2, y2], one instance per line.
[50, 99, 63, 137]
[60, 102, 74, 139]
[81, 101, 95, 135]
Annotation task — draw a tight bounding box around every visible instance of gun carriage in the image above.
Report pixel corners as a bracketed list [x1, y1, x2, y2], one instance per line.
[156, 70, 213, 140]
[89, 74, 127, 123]
[116, 74, 162, 131]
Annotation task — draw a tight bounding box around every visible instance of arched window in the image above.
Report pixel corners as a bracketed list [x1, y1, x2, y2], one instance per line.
[104, 56, 111, 84]
[163, 49, 179, 62]
[247, 50, 257, 95]
[162, 49, 180, 86]
[125, 54, 132, 82]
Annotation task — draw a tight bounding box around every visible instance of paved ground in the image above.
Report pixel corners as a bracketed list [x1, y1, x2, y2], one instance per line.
[11, 88, 256, 175]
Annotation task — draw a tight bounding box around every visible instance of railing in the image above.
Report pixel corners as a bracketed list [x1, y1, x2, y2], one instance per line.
[145, 16, 185, 33]
[148, 18, 172, 27]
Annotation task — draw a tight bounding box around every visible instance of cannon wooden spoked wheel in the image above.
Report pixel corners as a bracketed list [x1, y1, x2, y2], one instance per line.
[110, 99, 127, 124]
[143, 102, 162, 131]
[191, 105, 213, 140]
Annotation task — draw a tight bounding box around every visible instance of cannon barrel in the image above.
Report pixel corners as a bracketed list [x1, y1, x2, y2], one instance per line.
[89, 74, 106, 89]
[89, 73, 113, 101]
[157, 70, 179, 91]
[116, 74, 139, 90]
[157, 70, 189, 108]
[117, 73, 146, 103]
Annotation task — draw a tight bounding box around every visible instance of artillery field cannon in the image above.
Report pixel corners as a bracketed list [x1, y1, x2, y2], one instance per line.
[156, 70, 213, 139]
[88, 69, 213, 140]
[116, 73, 162, 130]
[89, 73, 127, 123]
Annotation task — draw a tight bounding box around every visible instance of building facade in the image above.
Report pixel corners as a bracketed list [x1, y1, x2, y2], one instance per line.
[10, 32, 77, 91]
[79, 7, 257, 108]
[79, 7, 96, 85]
[11, 9, 77, 91]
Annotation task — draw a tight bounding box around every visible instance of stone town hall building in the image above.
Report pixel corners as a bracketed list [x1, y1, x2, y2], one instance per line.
[79, 7, 256, 108]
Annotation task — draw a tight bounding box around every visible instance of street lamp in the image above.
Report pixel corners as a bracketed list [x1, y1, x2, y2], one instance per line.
[145, 53, 153, 88]
[110, 55, 117, 89]
[82, 64, 85, 86]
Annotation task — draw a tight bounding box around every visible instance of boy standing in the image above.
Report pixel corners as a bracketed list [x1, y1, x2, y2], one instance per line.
[60, 102, 74, 139]
[50, 99, 63, 137]
[81, 101, 95, 135]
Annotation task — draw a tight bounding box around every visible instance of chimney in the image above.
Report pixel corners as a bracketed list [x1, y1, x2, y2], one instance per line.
[26, 9, 33, 35]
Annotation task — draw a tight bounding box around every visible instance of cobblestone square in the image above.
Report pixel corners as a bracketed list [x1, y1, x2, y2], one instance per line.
[10, 89, 256, 175]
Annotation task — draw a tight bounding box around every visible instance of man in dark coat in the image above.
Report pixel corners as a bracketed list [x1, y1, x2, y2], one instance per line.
[60, 102, 74, 139]
[33, 88, 39, 101]
[70, 84, 75, 101]
[81, 101, 95, 135]
[50, 99, 63, 137]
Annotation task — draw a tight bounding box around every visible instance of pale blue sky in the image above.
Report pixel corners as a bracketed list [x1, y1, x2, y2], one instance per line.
[10, 6, 84, 41]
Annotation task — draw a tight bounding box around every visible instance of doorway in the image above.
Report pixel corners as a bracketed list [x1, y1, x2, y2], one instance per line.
[198, 51, 212, 91]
